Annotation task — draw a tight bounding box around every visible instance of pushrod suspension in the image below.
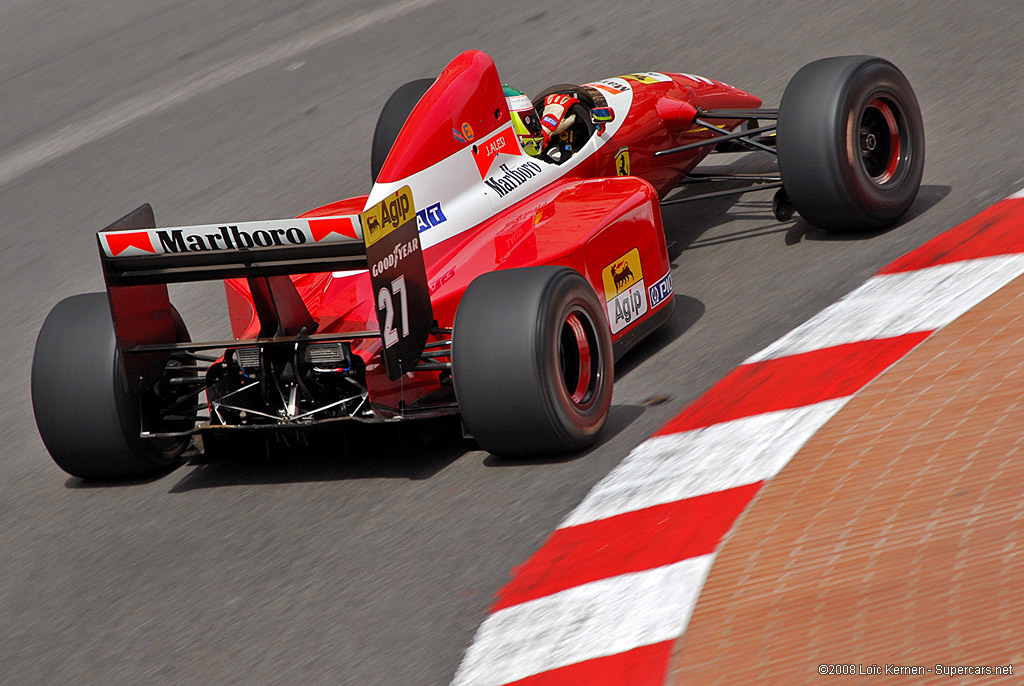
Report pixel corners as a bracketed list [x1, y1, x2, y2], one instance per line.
[654, 124, 776, 157]
[660, 181, 783, 206]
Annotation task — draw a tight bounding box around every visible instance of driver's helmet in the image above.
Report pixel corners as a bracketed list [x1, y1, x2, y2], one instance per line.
[504, 86, 544, 157]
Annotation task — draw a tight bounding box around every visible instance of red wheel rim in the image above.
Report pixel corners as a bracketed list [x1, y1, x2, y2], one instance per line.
[558, 307, 600, 409]
[859, 97, 902, 185]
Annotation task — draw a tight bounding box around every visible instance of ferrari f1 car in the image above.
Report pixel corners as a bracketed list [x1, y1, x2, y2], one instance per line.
[32, 50, 923, 479]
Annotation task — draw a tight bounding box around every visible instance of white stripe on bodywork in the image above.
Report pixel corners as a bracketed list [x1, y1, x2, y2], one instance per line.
[450, 555, 714, 686]
[366, 84, 635, 251]
[560, 399, 847, 528]
[747, 254, 1024, 363]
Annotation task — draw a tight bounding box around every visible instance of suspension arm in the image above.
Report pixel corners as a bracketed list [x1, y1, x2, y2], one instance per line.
[654, 124, 776, 157]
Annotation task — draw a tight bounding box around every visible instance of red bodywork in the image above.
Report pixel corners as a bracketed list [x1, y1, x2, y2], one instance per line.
[223, 50, 761, 417]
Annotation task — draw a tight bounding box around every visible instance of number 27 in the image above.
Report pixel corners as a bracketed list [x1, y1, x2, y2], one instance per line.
[377, 275, 408, 348]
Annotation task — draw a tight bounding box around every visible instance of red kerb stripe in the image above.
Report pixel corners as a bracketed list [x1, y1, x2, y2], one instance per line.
[880, 197, 1024, 273]
[493, 483, 761, 611]
[504, 640, 674, 686]
[655, 332, 929, 435]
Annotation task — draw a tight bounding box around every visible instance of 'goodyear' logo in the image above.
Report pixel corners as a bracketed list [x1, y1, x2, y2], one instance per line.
[602, 248, 643, 301]
[360, 186, 414, 248]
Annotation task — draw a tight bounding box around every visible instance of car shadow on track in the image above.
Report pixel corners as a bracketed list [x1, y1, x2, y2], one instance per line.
[660, 153, 784, 253]
[480, 402, 646, 468]
[661, 148, 950, 253]
[778, 184, 952, 245]
[165, 417, 472, 492]
[614, 294, 705, 381]
[169, 402, 648, 482]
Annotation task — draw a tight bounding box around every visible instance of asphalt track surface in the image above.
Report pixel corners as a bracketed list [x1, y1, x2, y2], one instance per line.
[2, 2, 1022, 684]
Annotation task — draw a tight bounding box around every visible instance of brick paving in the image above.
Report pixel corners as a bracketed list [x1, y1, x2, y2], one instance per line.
[668, 274, 1024, 684]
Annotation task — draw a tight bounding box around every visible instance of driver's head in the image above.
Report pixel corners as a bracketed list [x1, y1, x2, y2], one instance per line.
[504, 86, 544, 157]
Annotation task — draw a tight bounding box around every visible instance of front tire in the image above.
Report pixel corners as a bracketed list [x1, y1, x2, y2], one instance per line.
[31, 293, 193, 479]
[452, 267, 613, 457]
[776, 56, 925, 231]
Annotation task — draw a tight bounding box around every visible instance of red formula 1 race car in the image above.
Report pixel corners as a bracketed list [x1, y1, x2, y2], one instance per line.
[31, 50, 924, 479]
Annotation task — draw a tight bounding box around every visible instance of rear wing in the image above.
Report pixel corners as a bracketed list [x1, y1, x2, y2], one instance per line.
[99, 204, 368, 283]
[98, 188, 432, 392]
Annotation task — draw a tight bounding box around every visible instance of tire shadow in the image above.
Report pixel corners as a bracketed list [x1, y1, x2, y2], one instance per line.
[480, 402, 645, 467]
[782, 184, 952, 245]
[64, 473, 173, 489]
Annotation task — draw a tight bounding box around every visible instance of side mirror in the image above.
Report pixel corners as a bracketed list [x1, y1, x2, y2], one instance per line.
[591, 107, 615, 133]
[655, 97, 697, 129]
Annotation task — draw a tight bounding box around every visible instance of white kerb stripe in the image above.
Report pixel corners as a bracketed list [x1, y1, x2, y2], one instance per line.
[747, 254, 1024, 363]
[1008, 188, 1024, 200]
[450, 555, 714, 686]
[561, 399, 847, 529]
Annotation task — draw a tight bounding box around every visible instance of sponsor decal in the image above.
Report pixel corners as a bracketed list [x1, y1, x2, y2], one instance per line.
[415, 202, 447, 232]
[155, 225, 308, 253]
[506, 94, 533, 111]
[495, 220, 532, 259]
[542, 113, 560, 129]
[587, 77, 631, 95]
[360, 186, 414, 248]
[483, 161, 543, 198]
[100, 215, 360, 258]
[621, 72, 672, 84]
[472, 126, 522, 179]
[615, 147, 631, 176]
[105, 231, 155, 256]
[452, 121, 475, 144]
[648, 271, 673, 309]
[680, 72, 714, 86]
[601, 248, 648, 334]
[369, 234, 422, 278]
[602, 247, 643, 299]
[309, 216, 358, 241]
[430, 266, 456, 294]
[361, 187, 432, 380]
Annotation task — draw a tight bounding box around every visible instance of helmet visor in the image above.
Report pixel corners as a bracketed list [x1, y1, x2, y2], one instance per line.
[507, 95, 544, 156]
[511, 109, 544, 156]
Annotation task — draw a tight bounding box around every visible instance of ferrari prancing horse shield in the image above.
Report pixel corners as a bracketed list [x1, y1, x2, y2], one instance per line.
[615, 147, 631, 176]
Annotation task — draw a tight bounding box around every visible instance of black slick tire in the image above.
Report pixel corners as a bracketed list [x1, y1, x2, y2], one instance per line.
[776, 55, 925, 231]
[452, 267, 613, 457]
[370, 78, 434, 182]
[31, 293, 192, 479]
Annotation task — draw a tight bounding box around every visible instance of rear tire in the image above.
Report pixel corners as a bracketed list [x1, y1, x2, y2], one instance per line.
[452, 267, 613, 457]
[371, 78, 434, 182]
[31, 293, 192, 479]
[776, 56, 925, 231]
